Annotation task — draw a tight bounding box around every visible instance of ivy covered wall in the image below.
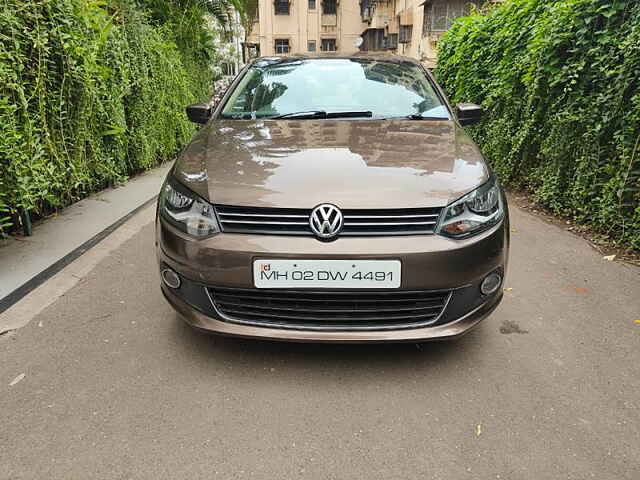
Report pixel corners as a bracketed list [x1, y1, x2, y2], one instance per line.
[437, 0, 640, 250]
[0, 0, 219, 233]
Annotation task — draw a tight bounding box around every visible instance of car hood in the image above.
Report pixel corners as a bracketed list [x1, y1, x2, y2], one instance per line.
[173, 119, 489, 209]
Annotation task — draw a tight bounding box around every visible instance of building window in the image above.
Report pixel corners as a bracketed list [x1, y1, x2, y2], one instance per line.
[309, 0, 316, 9]
[424, 0, 483, 35]
[322, 0, 337, 15]
[360, 0, 371, 20]
[275, 39, 290, 54]
[244, 43, 260, 62]
[387, 33, 398, 49]
[222, 63, 236, 76]
[361, 28, 385, 51]
[321, 38, 337, 52]
[422, 4, 429, 37]
[399, 24, 413, 43]
[308, 40, 316, 52]
[274, 0, 290, 15]
[360, 29, 397, 52]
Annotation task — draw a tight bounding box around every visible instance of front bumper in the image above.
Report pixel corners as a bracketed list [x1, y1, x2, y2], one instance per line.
[156, 212, 509, 342]
[162, 282, 502, 342]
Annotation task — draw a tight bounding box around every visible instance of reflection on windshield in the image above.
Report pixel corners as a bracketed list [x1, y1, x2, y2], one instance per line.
[220, 59, 448, 120]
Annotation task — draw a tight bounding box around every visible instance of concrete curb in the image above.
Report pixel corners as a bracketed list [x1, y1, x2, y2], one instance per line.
[0, 162, 171, 316]
[0, 203, 157, 334]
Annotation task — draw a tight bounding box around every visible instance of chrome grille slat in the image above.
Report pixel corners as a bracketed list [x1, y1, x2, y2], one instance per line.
[342, 221, 437, 226]
[208, 287, 452, 330]
[341, 231, 434, 236]
[215, 205, 442, 236]
[344, 214, 440, 219]
[221, 220, 309, 225]
[218, 229, 311, 236]
[219, 213, 308, 218]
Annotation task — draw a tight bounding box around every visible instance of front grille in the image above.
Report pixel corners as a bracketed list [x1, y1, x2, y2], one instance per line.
[207, 287, 452, 331]
[215, 205, 442, 236]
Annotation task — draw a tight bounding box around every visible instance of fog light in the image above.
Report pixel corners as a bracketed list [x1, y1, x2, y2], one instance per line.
[480, 272, 502, 295]
[161, 268, 181, 289]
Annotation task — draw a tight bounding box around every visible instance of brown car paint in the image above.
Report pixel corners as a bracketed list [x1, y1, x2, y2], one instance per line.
[174, 119, 489, 209]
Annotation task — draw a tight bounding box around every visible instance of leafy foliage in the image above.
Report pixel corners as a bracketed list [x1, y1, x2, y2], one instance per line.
[236, 0, 258, 39]
[0, 0, 229, 233]
[437, 0, 640, 250]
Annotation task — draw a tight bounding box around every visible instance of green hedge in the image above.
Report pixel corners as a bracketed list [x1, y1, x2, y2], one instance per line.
[436, 0, 640, 250]
[0, 0, 213, 233]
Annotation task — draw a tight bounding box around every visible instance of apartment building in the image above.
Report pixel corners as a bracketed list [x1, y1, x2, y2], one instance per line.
[245, 0, 488, 66]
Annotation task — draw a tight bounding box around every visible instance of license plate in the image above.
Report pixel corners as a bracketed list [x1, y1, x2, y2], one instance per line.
[253, 259, 401, 289]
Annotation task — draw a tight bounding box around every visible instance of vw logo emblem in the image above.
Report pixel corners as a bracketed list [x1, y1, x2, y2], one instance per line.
[309, 204, 343, 240]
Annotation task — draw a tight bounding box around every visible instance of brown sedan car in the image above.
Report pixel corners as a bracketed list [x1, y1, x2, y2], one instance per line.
[156, 54, 509, 342]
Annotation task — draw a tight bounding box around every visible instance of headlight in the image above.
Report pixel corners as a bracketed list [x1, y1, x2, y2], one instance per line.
[159, 177, 220, 238]
[437, 178, 504, 238]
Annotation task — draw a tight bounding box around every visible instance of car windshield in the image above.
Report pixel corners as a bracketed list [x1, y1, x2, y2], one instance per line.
[220, 58, 449, 120]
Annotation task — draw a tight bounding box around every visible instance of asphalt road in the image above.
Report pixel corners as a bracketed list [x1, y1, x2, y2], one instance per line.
[1, 202, 639, 480]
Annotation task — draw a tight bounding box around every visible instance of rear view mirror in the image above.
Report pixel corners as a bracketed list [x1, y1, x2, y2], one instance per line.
[186, 103, 212, 124]
[456, 103, 483, 126]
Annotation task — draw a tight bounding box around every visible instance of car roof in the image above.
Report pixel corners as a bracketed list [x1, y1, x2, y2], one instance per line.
[249, 53, 424, 68]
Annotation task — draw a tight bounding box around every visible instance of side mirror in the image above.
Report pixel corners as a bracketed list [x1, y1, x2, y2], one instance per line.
[186, 102, 212, 124]
[456, 103, 483, 126]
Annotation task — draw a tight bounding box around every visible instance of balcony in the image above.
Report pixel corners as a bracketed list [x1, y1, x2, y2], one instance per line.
[322, 14, 337, 26]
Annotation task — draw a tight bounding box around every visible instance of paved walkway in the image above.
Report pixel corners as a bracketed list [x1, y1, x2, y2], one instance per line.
[0, 163, 171, 312]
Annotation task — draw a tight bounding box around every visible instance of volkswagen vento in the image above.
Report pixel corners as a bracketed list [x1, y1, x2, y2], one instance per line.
[156, 54, 509, 342]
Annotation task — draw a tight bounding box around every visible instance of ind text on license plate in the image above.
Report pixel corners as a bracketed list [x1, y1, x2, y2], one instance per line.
[253, 259, 401, 289]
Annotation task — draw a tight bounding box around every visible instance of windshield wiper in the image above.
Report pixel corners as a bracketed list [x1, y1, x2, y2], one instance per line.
[404, 114, 448, 120]
[271, 110, 326, 119]
[271, 110, 373, 120]
[326, 111, 373, 119]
